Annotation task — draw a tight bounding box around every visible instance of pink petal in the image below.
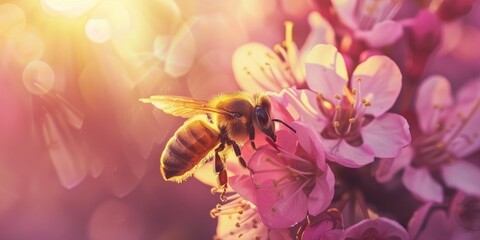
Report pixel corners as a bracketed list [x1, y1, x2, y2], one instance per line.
[444, 101, 480, 157]
[55, 94, 84, 129]
[308, 167, 335, 216]
[355, 20, 403, 48]
[275, 129, 298, 154]
[441, 161, 480, 197]
[456, 77, 480, 105]
[342, 217, 409, 240]
[256, 179, 308, 228]
[269, 88, 328, 133]
[302, 220, 339, 240]
[351, 55, 402, 116]
[300, 12, 335, 60]
[291, 121, 326, 170]
[305, 44, 348, 100]
[249, 149, 289, 185]
[361, 113, 411, 158]
[331, 0, 358, 30]
[415, 75, 454, 133]
[229, 175, 257, 205]
[232, 43, 291, 92]
[42, 112, 86, 189]
[402, 166, 443, 203]
[375, 145, 414, 183]
[408, 203, 451, 240]
[324, 139, 375, 168]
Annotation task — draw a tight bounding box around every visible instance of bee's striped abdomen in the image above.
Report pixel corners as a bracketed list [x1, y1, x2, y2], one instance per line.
[161, 119, 220, 182]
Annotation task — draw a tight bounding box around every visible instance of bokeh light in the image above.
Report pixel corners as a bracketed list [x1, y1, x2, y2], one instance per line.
[85, 19, 112, 43]
[12, 30, 45, 65]
[0, 3, 26, 37]
[22, 60, 54, 95]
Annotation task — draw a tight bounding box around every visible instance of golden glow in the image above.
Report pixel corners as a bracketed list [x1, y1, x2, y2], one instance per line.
[0, 3, 26, 37]
[41, 0, 99, 18]
[13, 30, 45, 65]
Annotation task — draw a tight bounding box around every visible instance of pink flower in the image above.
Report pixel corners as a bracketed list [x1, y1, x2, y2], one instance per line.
[376, 75, 480, 203]
[300, 209, 343, 240]
[304, 44, 411, 167]
[409, 193, 480, 240]
[332, 0, 404, 48]
[341, 217, 409, 240]
[245, 121, 335, 228]
[211, 193, 291, 240]
[232, 12, 335, 92]
[195, 155, 291, 239]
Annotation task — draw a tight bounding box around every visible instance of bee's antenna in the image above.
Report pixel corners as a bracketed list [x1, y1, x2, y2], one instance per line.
[272, 119, 296, 133]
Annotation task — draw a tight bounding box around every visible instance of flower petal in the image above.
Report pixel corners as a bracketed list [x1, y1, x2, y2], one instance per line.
[361, 113, 411, 158]
[408, 203, 451, 240]
[275, 129, 298, 154]
[302, 219, 340, 240]
[402, 166, 443, 203]
[232, 43, 291, 92]
[300, 12, 335, 60]
[324, 139, 375, 168]
[229, 175, 257, 205]
[375, 145, 414, 183]
[256, 179, 308, 228]
[355, 20, 403, 48]
[415, 75, 454, 133]
[444, 99, 480, 157]
[308, 167, 335, 215]
[456, 77, 480, 105]
[291, 121, 326, 170]
[249, 149, 289, 185]
[305, 44, 348, 100]
[331, 0, 358, 30]
[342, 217, 409, 240]
[269, 88, 328, 133]
[352, 55, 402, 116]
[441, 161, 480, 197]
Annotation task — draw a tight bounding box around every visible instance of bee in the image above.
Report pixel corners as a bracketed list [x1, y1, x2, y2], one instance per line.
[140, 92, 293, 198]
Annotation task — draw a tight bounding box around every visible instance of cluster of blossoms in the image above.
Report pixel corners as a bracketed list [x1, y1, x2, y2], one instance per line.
[194, 0, 480, 239]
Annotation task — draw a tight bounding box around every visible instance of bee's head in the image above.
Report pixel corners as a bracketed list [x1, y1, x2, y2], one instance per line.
[253, 97, 276, 142]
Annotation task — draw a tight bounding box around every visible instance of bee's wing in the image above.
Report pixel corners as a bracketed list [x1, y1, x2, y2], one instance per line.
[140, 95, 234, 118]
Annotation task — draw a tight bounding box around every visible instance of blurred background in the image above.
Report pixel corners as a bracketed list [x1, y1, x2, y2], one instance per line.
[0, 0, 316, 239]
[1, 0, 480, 239]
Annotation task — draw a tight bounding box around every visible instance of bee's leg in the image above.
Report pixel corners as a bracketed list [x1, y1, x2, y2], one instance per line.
[247, 123, 257, 150]
[214, 141, 228, 201]
[226, 139, 247, 169]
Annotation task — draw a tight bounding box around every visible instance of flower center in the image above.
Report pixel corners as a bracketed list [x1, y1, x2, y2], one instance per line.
[354, 0, 403, 30]
[411, 100, 480, 170]
[317, 78, 373, 146]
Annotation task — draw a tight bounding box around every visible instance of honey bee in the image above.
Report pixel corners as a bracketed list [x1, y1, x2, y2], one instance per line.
[140, 92, 293, 197]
